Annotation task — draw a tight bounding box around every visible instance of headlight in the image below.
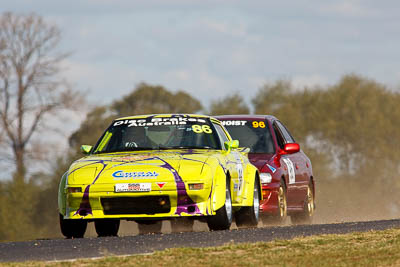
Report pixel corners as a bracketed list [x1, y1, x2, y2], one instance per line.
[188, 183, 204, 190]
[67, 187, 82, 193]
[260, 173, 272, 184]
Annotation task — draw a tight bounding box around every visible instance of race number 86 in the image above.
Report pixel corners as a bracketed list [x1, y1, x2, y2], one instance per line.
[252, 121, 266, 128]
[192, 125, 213, 134]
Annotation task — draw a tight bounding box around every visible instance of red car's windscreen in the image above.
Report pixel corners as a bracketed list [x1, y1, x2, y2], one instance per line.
[221, 120, 274, 153]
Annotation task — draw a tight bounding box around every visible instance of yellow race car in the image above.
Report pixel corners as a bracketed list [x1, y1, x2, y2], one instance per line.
[58, 114, 261, 238]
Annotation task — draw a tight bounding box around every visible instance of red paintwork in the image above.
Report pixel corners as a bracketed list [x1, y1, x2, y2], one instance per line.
[215, 115, 314, 216]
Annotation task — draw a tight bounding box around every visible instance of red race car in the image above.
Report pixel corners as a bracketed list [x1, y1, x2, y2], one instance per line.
[215, 115, 315, 225]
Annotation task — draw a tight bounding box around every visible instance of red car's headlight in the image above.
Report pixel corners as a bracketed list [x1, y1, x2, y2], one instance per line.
[260, 173, 272, 184]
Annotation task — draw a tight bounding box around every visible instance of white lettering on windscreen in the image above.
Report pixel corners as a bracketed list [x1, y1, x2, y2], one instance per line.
[113, 117, 207, 127]
[221, 120, 247, 126]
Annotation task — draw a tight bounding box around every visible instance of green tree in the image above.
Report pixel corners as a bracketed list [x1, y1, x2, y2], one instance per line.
[313, 75, 400, 171]
[209, 93, 250, 115]
[112, 83, 202, 116]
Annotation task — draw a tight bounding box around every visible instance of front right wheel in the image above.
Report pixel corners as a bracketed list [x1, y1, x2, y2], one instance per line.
[207, 177, 233, 231]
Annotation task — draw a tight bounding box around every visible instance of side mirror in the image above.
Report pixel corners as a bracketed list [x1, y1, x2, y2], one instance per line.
[81, 145, 93, 155]
[224, 140, 239, 151]
[283, 143, 300, 154]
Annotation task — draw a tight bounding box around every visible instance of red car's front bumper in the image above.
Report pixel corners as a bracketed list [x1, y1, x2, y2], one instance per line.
[260, 181, 280, 215]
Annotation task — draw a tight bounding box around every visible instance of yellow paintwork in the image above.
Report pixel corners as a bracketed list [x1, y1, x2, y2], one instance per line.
[58, 114, 260, 221]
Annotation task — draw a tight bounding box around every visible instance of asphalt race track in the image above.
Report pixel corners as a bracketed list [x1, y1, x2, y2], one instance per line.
[1, 219, 400, 263]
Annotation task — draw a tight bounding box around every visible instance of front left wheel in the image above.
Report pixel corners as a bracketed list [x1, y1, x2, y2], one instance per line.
[207, 177, 233, 231]
[235, 178, 260, 228]
[59, 214, 87, 239]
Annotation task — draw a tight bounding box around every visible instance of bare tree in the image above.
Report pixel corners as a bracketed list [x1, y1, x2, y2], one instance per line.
[0, 12, 77, 182]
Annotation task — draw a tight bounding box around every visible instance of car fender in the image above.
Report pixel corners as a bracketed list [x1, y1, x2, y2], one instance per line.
[211, 167, 228, 212]
[240, 163, 261, 206]
[205, 157, 228, 213]
[58, 171, 68, 216]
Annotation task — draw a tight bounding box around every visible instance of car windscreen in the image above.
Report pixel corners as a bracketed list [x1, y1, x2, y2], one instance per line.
[93, 117, 222, 153]
[221, 120, 275, 153]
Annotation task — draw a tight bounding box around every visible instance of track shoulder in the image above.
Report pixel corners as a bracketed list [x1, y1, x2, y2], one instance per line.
[1, 219, 400, 262]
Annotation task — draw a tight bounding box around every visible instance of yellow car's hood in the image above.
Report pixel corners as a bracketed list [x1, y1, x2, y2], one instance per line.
[67, 150, 216, 185]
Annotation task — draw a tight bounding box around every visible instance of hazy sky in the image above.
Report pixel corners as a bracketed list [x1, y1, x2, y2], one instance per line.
[2, 0, 400, 109]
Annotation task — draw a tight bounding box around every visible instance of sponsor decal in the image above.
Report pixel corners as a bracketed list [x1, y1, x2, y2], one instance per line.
[267, 164, 276, 173]
[233, 183, 239, 191]
[115, 183, 151, 192]
[156, 182, 166, 189]
[221, 120, 247, 126]
[282, 158, 295, 184]
[112, 170, 159, 179]
[234, 152, 244, 196]
[113, 117, 207, 127]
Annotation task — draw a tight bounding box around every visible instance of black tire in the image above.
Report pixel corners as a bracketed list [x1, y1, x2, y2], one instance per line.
[170, 218, 194, 233]
[291, 182, 315, 225]
[94, 219, 120, 237]
[235, 178, 260, 228]
[59, 213, 87, 239]
[207, 177, 233, 231]
[137, 220, 162, 234]
[261, 179, 287, 225]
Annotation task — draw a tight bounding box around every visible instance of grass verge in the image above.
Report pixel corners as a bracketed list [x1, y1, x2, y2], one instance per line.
[3, 228, 400, 267]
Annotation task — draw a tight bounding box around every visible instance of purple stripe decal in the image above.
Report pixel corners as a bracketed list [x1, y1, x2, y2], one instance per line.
[74, 161, 107, 216]
[156, 157, 201, 215]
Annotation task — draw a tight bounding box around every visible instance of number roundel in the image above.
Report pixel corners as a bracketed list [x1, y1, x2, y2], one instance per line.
[252, 121, 265, 128]
[192, 124, 213, 134]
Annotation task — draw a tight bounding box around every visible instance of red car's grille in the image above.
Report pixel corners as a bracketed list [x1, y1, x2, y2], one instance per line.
[101, 196, 171, 215]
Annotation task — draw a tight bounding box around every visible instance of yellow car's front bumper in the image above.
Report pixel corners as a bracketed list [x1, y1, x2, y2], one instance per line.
[65, 183, 215, 220]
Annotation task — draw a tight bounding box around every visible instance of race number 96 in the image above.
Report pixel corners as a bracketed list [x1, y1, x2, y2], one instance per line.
[252, 121, 266, 128]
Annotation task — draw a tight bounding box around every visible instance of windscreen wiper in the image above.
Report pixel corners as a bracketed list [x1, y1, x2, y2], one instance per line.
[104, 147, 155, 153]
[158, 145, 212, 150]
